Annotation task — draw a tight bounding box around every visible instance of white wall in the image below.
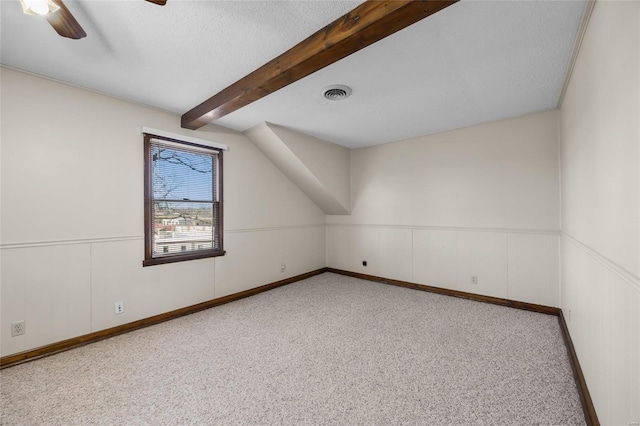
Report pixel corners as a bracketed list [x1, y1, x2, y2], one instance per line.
[0, 68, 326, 357]
[559, 1, 640, 424]
[244, 122, 350, 214]
[266, 123, 351, 212]
[327, 110, 561, 307]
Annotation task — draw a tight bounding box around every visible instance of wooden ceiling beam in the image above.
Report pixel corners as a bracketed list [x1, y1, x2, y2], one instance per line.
[181, 0, 459, 130]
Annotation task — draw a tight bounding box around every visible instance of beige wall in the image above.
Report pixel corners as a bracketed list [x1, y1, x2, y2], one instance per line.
[0, 68, 326, 357]
[266, 123, 351, 213]
[561, 1, 639, 277]
[330, 110, 560, 230]
[327, 110, 561, 307]
[244, 122, 350, 214]
[559, 1, 640, 425]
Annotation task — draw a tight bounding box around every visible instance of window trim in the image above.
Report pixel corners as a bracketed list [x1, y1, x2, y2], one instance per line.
[143, 133, 225, 267]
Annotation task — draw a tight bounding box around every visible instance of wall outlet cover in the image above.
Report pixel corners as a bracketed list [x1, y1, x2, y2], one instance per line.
[11, 320, 25, 337]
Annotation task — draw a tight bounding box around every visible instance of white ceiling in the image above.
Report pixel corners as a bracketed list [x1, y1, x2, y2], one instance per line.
[1, 0, 586, 148]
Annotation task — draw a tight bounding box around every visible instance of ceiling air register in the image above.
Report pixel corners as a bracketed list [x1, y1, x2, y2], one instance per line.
[323, 85, 352, 101]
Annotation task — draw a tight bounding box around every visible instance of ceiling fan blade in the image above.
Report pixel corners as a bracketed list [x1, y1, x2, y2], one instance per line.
[45, 0, 86, 39]
[145, 0, 167, 5]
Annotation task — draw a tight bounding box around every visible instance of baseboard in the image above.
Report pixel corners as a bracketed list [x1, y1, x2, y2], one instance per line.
[557, 311, 600, 426]
[326, 268, 560, 315]
[0, 268, 328, 369]
[325, 267, 598, 425]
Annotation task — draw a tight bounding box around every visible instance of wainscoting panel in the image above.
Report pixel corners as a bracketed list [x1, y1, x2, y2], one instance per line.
[508, 233, 559, 307]
[326, 226, 413, 282]
[326, 225, 351, 272]
[327, 224, 559, 308]
[90, 239, 216, 332]
[1, 244, 92, 357]
[281, 226, 327, 279]
[1, 225, 326, 358]
[412, 229, 461, 290]
[376, 227, 413, 282]
[456, 231, 509, 299]
[215, 226, 326, 299]
[412, 229, 511, 298]
[413, 229, 460, 292]
[215, 231, 282, 299]
[561, 235, 640, 425]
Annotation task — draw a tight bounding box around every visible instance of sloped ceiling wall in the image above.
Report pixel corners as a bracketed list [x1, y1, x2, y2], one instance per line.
[244, 122, 350, 215]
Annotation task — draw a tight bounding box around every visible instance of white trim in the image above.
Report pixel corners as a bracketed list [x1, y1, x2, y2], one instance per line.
[0, 236, 144, 250]
[142, 127, 228, 151]
[225, 224, 326, 234]
[0, 225, 327, 248]
[561, 232, 640, 290]
[326, 223, 560, 236]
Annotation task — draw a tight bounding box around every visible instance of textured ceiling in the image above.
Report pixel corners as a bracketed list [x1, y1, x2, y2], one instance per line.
[1, 0, 585, 148]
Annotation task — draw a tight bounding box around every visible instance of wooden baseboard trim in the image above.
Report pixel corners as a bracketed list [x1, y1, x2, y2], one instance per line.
[326, 267, 598, 425]
[557, 311, 600, 426]
[0, 268, 328, 369]
[326, 268, 560, 315]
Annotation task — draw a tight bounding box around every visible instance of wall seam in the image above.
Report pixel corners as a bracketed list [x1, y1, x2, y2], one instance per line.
[558, 107, 564, 308]
[411, 229, 415, 283]
[506, 233, 511, 301]
[556, 0, 596, 108]
[89, 243, 94, 333]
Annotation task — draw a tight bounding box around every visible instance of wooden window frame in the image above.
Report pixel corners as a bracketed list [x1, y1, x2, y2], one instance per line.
[143, 133, 225, 267]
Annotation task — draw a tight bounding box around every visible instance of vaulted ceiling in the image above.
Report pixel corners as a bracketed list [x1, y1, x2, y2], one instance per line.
[1, 0, 586, 148]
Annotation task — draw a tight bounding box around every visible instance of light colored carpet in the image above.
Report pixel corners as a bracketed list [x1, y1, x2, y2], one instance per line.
[1, 273, 585, 425]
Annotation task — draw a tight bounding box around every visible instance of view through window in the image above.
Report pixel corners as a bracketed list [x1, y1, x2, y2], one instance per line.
[143, 133, 224, 266]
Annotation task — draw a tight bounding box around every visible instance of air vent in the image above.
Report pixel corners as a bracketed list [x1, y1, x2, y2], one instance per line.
[323, 85, 352, 101]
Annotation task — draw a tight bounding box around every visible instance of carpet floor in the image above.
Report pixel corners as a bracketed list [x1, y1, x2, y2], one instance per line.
[1, 272, 585, 425]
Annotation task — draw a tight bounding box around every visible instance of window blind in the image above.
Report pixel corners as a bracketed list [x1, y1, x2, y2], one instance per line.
[149, 139, 220, 258]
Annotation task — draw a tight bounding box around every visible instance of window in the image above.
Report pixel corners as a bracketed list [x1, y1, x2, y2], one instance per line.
[143, 133, 224, 266]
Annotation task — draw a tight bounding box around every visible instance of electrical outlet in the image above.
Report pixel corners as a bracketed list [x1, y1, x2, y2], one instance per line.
[362, 261, 367, 267]
[566, 309, 572, 322]
[281, 263, 286, 272]
[11, 320, 25, 337]
[471, 275, 478, 285]
[115, 301, 124, 315]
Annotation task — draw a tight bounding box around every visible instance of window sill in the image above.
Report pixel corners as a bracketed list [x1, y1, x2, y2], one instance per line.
[143, 250, 226, 267]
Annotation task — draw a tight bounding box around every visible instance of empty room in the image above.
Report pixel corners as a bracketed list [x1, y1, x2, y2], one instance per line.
[1, 0, 638, 424]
